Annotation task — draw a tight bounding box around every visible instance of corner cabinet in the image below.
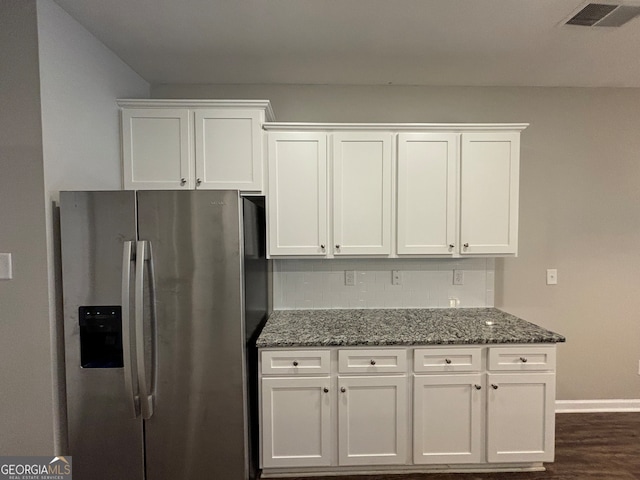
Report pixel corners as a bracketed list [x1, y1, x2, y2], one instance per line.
[259, 344, 557, 477]
[118, 100, 274, 192]
[265, 123, 527, 258]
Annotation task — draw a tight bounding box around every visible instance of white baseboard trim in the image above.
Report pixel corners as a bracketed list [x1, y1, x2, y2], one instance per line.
[556, 399, 640, 413]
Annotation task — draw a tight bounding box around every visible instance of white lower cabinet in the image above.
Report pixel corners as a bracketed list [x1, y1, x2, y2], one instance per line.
[413, 374, 482, 464]
[487, 372, 556, 463]
[338, 375, 408, 466]
[260, 344, 557, 475]
[261, 376, 332, 468]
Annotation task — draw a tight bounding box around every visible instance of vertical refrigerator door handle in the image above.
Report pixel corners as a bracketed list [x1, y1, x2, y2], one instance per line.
[135, 240, 155, 420]
[121, 241, 140, 418]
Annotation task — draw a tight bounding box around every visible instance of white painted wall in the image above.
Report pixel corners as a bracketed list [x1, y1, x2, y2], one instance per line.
[37, 0, 149, 453]
[38, 0, 149, 195]
[274, 258, 494, 309]
[153, 84, 640, 402]
[0, 0, 53, 456]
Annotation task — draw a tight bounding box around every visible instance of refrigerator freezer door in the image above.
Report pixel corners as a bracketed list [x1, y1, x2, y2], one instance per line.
[137, 191, 248, 480]
[60, 191, 144, 480]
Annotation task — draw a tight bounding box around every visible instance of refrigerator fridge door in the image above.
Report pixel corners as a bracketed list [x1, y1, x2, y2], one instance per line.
[60, 191, 144, 480]
[137, 191, 249, 480]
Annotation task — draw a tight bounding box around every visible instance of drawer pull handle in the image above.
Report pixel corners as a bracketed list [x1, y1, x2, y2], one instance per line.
[520, 357, 528, 363]
[491, 384, 499, 390]
[292, 361, 299, 367]
[370, 359, 376, 365]
[340, 387, 346, 393]
[445, 358, 452, 364]
[474, 384, 482, 390]
[323, 387, 329, 393]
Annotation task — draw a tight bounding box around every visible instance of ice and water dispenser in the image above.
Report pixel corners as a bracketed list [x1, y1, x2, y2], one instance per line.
[79, 306, 124, 368]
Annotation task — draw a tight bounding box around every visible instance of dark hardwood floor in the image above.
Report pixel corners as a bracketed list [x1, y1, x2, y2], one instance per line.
[263, 412, 640, 480]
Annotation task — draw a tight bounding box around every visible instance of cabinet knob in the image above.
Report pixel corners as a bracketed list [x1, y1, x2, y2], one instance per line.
[520, 357, 528, 363]
[292, 361, 298, 367]
[180, 177, 187, 186]
[445, 358, 452, 364]
[320, 244, 325, 250]
[474, 384, 482, 390]
[196, 178, 202, 186]
[323, 387, 329, 393]
[449, 244, 454, 249]
[463, 243, 469, 248]
[340, 387, 346, 393]
[491, 384, 499, 390]
[370, 359, 376, 365]
[335, 245, 340, 250]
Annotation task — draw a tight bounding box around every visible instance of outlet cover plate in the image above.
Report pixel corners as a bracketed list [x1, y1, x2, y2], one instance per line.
[0, 253, 12, 280]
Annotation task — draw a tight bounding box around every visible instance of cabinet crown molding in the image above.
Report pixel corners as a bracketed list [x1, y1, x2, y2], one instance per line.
[117, 99, 275, 121]
[264, 122, 528, 132]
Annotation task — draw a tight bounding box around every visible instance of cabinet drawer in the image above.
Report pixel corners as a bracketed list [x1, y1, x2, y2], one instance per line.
[338, 349, 407, 374]
[261, 350, 330, 375]
[488, 346, 556, 372]
[414, 347, 482, 373]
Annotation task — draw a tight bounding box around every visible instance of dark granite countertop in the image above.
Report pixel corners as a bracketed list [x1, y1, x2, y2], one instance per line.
[256, 308, 565, 348]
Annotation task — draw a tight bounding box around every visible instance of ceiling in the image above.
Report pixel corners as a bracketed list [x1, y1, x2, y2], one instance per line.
[52, 0, 640, 87]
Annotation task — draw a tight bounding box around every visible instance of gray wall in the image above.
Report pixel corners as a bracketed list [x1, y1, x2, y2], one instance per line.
[37, 0, 149, 453]
[0, 0, 54, 454]
[153, 84, 640, 401]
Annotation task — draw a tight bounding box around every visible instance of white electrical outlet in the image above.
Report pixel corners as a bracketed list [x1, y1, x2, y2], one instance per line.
[453, 270, 464, 285]
[546, 269, 558, 285]
[345, 270, 356, 286]
[0, 253, 12, 280]
[392, 270, 402, 285]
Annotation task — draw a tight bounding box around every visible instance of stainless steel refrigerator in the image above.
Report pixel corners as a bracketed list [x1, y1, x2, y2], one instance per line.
[60, 190, 269, 480]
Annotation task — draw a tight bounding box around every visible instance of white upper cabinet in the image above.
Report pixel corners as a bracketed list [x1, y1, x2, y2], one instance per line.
[397, 133, 458, 255]
[121, 108, 192, 190]
[332, 132, 393, 256]
[460, 132, 520, 255]
[194, 109, 263, 190]
[265, 123, 526, 258]
[119, 100, 273, 192]
[268, 132, 328, 256]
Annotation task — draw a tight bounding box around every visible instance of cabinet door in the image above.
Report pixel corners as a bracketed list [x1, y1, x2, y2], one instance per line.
[460, 132, 520, 255]
[397, 133, 458, 255]
[338, 375, 407, 465]
[194, 109, 263, 191]
[121, 108, 192, 190]
[333, 133, 392, 255]
[487, 373, 556, 463]
[413, 374, 482, 464]
[267, 133, 328, 256]
[261, 377, 332, 468]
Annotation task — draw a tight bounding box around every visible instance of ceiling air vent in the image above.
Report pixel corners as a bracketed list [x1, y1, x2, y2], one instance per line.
[566, 3, 640, 26]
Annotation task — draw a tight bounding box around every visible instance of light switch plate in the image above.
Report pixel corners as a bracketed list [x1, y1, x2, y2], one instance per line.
[546, 268, 558, 285]
[453, 269, 464, 285]
[0, 253, 13, 280]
